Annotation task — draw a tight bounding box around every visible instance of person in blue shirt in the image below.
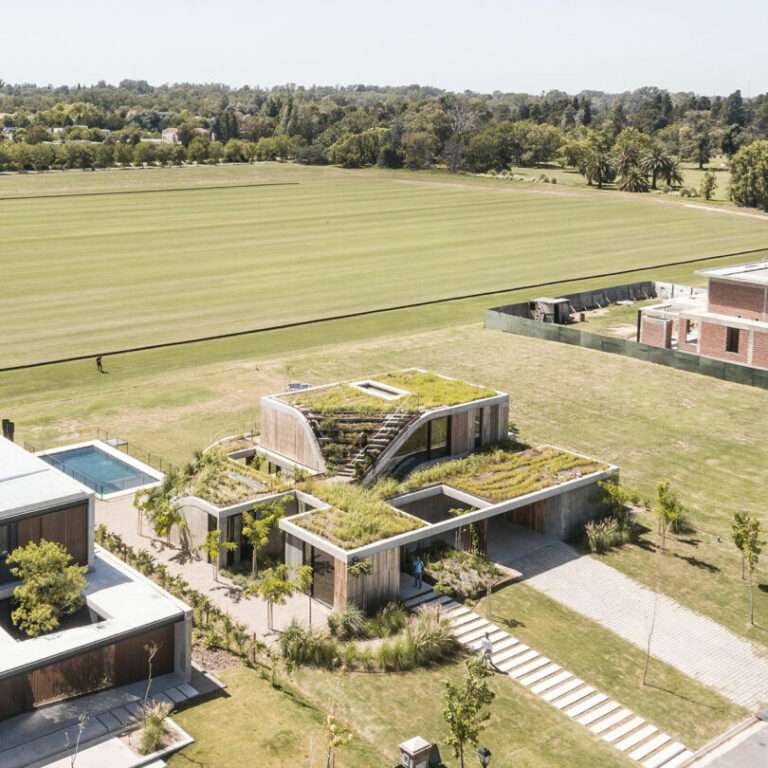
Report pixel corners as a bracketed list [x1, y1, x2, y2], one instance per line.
[413, 556, 424, 589]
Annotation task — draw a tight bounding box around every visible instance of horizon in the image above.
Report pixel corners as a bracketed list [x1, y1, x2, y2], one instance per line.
[2, 0, 766, 97]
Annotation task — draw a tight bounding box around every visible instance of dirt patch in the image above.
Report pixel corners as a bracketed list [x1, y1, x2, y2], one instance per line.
[192, 643, 242, 674]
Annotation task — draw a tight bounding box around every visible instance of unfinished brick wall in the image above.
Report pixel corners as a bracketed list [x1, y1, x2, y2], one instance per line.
[639, 316, 672, 348]
[699, 321, 750, 364]
[752, 330, 768, 370]
[707, 279, 767, 321]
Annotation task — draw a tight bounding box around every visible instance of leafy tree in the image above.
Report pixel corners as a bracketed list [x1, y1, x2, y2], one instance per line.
[242, 497, 287, 578]
[732, 511, 750, 580]
[655, 481, 685, 551]
[295, 563, 314, 625]
[253, 564, 297, 631]
[700, 170, 718, 201]
[199, 529, 236, 581]
[443, 657, 495, 768]
[732, 512, 764, 625]
[7, 540, 87, 637]
[186, 137, 209, 163]
[730, 140, 768, 210]
[324, 712, 352, 768]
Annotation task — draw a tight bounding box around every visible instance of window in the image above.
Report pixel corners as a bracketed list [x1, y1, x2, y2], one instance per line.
[726, 327, 740, 353]
[429, 417, 450, 459]
[0, 521, 18, 584]
[684, 319, 699, 344]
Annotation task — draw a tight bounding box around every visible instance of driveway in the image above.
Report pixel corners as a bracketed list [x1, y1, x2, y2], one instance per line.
[488, 520, 768, 710]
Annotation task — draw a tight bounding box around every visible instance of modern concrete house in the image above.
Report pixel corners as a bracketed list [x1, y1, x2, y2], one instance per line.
[258, 369, 510, 481]
[279, 446, 616, 611]
[0, 438, 191, 721]
[639, 261, 768, 370]
[166, 371, 615, 612]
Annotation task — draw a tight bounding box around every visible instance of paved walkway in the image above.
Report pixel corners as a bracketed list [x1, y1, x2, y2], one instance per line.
[490, 523, 768, 711]
[96, 496, 329, 641]
[404, 589, 693, 768]
[0, 672, 204, 768]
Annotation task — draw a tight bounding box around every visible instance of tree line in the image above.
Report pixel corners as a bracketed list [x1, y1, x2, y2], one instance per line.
[1, 80, 767, 209]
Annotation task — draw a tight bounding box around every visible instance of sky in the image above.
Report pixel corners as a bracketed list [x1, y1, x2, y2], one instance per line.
[2, 0, 766, 96]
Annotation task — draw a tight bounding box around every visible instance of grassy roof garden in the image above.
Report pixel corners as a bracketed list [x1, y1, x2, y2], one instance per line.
[397, 446, 608, 503]
[184, 450, 293, 507]
[294, 481, 425, 549]
[283, 370, 498, 415]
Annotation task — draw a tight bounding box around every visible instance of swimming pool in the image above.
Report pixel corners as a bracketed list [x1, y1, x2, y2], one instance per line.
[39, 441, 162, 497]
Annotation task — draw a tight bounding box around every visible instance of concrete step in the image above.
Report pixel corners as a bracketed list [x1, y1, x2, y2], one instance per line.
[446, 606, 472, 619]
[658, 750, 693, 768]
[531, 670, 573, 695]
[451, 612, 481, 627]
[629, 734, 671, 762]
[616, 724, 657, 752]
[498, 649, 539, 672]
[642, 742, 687, 768]
[552, 686, 595, 710]
[454, 618, 490, 637]
[489, 637, 519, 655]
[519, 663, 561, 687]
[602, 716, 644, 744]
[458, 625, 497, 645]
[468, 630, 507, 649]
[590, 708, 633, 735]
[510, 657, 552, 680]
[404, 592, 440, 609]
[577, 701, 620, 726]
[565, 692, 607, 719]
[542, 678, 584, 703]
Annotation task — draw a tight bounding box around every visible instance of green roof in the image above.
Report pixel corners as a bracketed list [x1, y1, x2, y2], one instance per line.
[398, 447, 608, 503]
[283, 370, 498, 415]
[294, 481, 424, 549]
[186, 451, 292, 507]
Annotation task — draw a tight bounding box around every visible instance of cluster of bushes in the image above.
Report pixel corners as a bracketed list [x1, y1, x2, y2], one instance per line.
[279, 605, 458, 673]
[406, 542, 501, 600]
[95, 526, 268, 665]
[327, 603, 407, 640]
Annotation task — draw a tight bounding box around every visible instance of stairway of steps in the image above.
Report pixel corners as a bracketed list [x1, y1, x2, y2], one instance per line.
[404, 589, 694, 768]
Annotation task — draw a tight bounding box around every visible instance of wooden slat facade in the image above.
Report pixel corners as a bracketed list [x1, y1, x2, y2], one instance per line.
[343, 549, 401, 612]
[15, 503, 88, 565]
[0, 622, 175, 721]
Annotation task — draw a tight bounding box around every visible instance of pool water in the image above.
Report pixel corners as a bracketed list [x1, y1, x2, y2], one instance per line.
[41, 445, 158, 495]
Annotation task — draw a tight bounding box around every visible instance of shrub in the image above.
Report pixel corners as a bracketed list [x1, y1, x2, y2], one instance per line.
[368, 602, 407, 637]
[585, 517, 630, 553]
[412, 607, 459, 664]
[7, 540, 87, 637]
[327, 605, 368, 640]
[140, 702, 170, 755]
[279, 621, 341, 669]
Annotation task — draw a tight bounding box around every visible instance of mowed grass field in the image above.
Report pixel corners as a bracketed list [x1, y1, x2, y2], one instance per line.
[2, 162, 768, 366]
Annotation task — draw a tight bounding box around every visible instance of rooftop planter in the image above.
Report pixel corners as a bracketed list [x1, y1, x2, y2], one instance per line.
[398, 446, 608, 504]
[292, 482, 425, 549]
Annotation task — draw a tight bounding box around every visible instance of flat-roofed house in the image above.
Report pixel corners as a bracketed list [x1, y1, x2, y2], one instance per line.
[0, 438, 191, 721]
[639, 261, 768, 370]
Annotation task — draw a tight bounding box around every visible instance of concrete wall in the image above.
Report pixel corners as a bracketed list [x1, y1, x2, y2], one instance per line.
[173, 502, 211, 553]
[259, 397, 326, 472]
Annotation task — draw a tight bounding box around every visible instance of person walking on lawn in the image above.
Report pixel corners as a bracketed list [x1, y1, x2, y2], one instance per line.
[480, 631, 500, 672]
[413, 556, 424, 589]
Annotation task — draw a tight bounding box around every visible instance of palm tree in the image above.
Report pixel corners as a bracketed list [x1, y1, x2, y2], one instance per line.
[618, 166, 650, 193]
[583, 148, 615, 189]
[641, 144, 683, 189]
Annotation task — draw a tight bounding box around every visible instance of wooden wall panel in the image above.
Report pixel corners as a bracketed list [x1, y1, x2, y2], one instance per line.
[345, 549, 401, 612]
[333, 558, 348, 608]
[114, 622, 175, 686]
[13, 503, 88, 565]
[0, 622, 177, 720]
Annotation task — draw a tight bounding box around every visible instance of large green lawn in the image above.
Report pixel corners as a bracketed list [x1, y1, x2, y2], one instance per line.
[2, 163, 767, 366]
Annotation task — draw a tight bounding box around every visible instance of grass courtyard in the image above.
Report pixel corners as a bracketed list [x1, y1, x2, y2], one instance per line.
[2, 163, 767, 367]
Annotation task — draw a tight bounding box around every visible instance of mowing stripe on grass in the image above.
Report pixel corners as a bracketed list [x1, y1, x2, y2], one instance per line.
[3, 245, 768, 374]
[0, 181, 300, 202]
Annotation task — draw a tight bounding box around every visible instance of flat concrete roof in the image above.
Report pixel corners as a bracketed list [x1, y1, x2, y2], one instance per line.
[0, 437, 91, 520]
[697, 261, 768, 287]
[0, 546, 188, 678]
